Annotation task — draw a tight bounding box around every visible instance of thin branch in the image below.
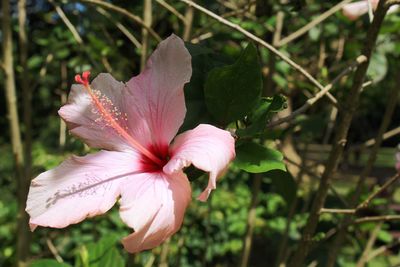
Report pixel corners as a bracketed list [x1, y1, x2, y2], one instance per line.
[81, 0, 161, 42]
[277, 0, 353, 47]
[320, 208, 355, 214]
[95, 7, 142, 49]
[191, 2, 259, 43]
[387, 0, 400, 5]
[284, 156, 350, 208]
[325, 66, 400, 267]
[240, 173, 262, 267]
[319, 173, 400, 215]
[182, 1, 194, 41]
[155, 0, 186, 23]
[351, 126, 400, 151]
[355, 215, 400, 224]
[46, 238, 64, 263]
[356, 222, 382, 267]
[366, 241, 400, 262]
[49, 0, 83, 44]
[3, 0, 27, 265]
[357, 173, 400, 210]
[289, 2, 389, 266]
[180, 0, 338, 106]
[141, 0, 152, 70]
[267, 55, 367, 128]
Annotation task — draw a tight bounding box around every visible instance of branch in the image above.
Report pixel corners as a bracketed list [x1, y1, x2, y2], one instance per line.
[289, 1, 389, 265]
[267, 55, 367, 128]
[277, 0, 353, 47]
[387, 0, 400, 6]
[351, 126, 400, 151]
[155, 0, 186, 23]
[46, 238, 63, 263]
[180, 0, 338, 107]
[95, 7, 142, 49]
[319, 173, 400, 215]
[284, 156, 350, 208]
[319, 208, 355, 214]
[356, 222, 382, 267]
[80, 0, 161, 42]
[357, 173, 400, 210]
[355, 215, 400, 224]
[141, 0, 152, 70]
[49, 0, 83, 44]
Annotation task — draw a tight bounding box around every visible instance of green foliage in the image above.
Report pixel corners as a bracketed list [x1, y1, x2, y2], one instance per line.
[76, 235, 124, 267]
[204, 43, 262, 125]
[29, 259, 72, 267]
[234, 141, 286, 173]
[265, 170, 297, 206]
[1, 1, 399, 267]
[237, 95, 287, 138]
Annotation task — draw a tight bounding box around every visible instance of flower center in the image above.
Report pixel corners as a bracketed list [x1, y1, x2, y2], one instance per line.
[75, 71, 164, 166]
[140, 144, 170, 172]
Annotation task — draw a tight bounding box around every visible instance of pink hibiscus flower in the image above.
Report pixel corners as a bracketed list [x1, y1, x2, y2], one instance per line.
[26, 34, 235, 253]
[342, 0, 398, 20]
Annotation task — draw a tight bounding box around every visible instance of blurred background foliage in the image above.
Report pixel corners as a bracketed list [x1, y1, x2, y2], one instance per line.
[1, 0, 400, 266]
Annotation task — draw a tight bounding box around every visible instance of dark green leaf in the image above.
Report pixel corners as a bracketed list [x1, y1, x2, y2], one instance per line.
[265, 169, 297, 205]
[237, 95, 287, 138]
[29, 259, 71, 267]
[204, 43, 262, 124]
[234, 141, 286, 173]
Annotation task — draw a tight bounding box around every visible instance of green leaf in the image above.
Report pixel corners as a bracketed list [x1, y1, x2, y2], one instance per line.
[83, 235, 124, 267]
[377, 229, 393, 243]
[204, 43, 262, 124]
[234, 141, 286, 173]
[265, 169, 297, 205]
[237, 95, 287, 138]
[367, 52, 388, 82]
[29, 259, 72, 267]
[27, 56, 43, 69]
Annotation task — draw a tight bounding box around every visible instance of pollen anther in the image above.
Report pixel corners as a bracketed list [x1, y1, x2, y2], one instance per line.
[75, 71, 164, 166]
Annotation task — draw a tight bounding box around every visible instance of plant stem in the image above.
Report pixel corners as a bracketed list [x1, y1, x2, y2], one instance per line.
[141, 0, 152, 70]
[18, 1, 32, 261]
[277, 0, 353, 47]
[3, 0, 28, 266]
[356, 222, 382, 267]
[288, 2, 389, 266]
[81, 0, 161, 41]
[326, 70, 400, 267]
[182, 1, 194, 41]
[239, 173, 262, 267]
[267, 56, 367, 128]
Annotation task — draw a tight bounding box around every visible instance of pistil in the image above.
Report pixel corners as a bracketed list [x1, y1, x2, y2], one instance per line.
[75, 71, 164, 166]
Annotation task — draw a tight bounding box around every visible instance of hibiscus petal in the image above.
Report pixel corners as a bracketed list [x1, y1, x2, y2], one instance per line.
[119, 171, 191, 253]
[163, 124, 235, 201]
[59, 73, 132, 151]
[342, 0, 378, 20]
[26, 150, 140, 230]
[125, 34, 192, 151]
